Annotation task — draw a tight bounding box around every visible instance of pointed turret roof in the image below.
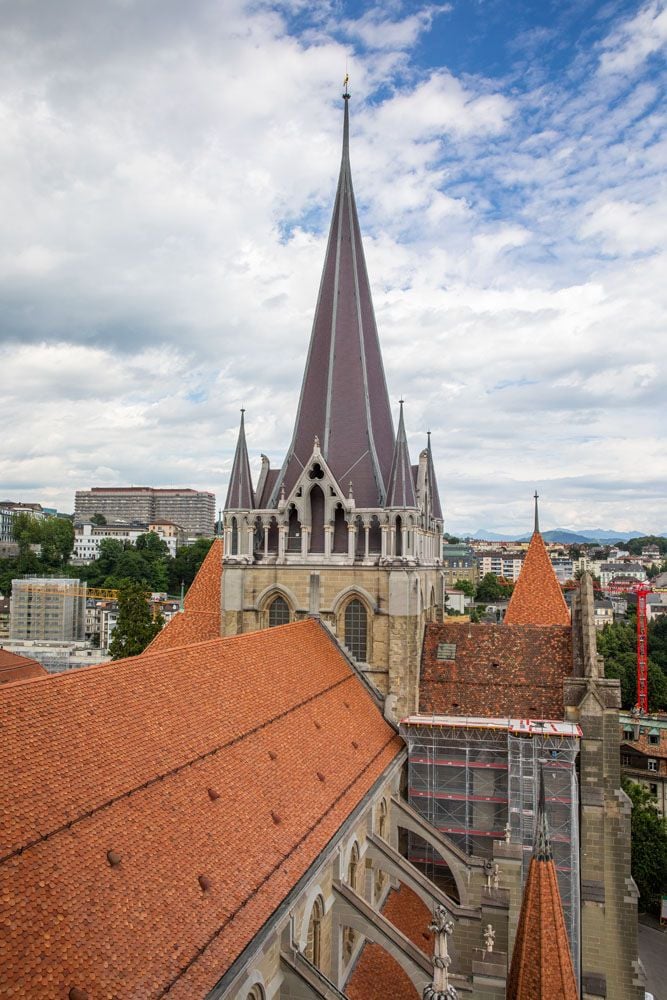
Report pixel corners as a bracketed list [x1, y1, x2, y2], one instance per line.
[269, 89, 395, 508]
[504, 497, 569, 626]
[426, 431, 443, 521]
[506, 769, 578, 1000]
[386, 401, 417, 507]
[225, 410, 255, 510]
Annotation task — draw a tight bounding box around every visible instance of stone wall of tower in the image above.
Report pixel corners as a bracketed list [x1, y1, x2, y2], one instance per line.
[222, 561, 441, 717]
[565, 575, 643, 1000]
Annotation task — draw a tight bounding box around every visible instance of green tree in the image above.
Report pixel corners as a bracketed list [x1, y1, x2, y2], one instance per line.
[39, 518, 74, 568]
[625, 536, 667, 557]
[453, 578, 476, 599]
[11, 512, 41, 555]
[90, 513, 107, 525]
[623, 779, 667, 915]
[476, 573, 513, 602]
[167, 538, 214, 593]
[109, 581, 165, 660]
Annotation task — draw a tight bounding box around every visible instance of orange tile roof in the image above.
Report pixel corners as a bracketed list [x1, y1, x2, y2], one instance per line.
[146, 537, 222, 652]
[506, 781, 578, 1000]
[0, 617, 402, 999]
[420, 622, 572, 718]
[345, 886, 430, 1000]
[0, 649, 48, 685]
[504, 531, 570, 626]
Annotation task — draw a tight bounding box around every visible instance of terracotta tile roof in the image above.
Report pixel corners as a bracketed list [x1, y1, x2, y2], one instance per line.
[504, 531, 570, 626]
[506, 779, 578, 1000]
[0, 617, 402, 999]
[420, 622, 572, 718]
[346, 886, 428, 1000]
[0, 649, 48, 685]
[146, 537, 222, 652]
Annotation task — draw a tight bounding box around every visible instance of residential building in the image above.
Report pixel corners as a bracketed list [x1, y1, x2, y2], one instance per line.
[441, 543, 478, 588]
[594, 598, 614, 630]
[620, 712, 667, 817]
[0, 506, 13, 542]
[1, 638, 110, 673]
[550, 554, 574, 582]
[72, 519, 185, 563]
[9, 577, 86, 642]
[0, 597, 9, 639]
[74, 487, 215, 537]
[600, 561, 646, 588]
[476, 549, 524, 582]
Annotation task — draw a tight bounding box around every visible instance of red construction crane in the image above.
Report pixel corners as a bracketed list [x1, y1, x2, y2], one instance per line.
[635, 583, 651, 713]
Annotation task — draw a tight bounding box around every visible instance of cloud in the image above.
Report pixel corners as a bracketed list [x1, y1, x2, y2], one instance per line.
[598, 0, 667, 76]
[0, 0, 664, 536]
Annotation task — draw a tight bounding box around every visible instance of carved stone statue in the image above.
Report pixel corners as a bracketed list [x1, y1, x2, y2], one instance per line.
[422, 905, 458, 1000]
[483, 923, 496, 954]
[492, 864, 501, 890]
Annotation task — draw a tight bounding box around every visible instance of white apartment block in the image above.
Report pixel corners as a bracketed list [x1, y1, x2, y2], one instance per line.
[599, 562, 647, 588]
[72, 521, 185, 563]
[476, 551, 525, 582]
[74, 487, 215, 537]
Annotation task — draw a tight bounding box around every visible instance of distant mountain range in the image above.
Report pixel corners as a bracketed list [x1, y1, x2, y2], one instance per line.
[466, 528, 657, 544]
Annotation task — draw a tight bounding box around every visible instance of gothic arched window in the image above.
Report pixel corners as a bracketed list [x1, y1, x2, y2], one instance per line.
[268, 595, 290, 627]
[246, 987, 264, 1000]
[231, 517, 238, 555]
[305, 896, 324, 969]
[344, 599, 368, 661]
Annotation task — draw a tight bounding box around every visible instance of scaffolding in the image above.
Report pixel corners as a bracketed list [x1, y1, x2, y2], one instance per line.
[400, 716, 581, 985]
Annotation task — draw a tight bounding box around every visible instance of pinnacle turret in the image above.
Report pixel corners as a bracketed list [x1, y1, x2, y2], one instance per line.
[224, 409, 255, 510]
[386, 401, 417, 507]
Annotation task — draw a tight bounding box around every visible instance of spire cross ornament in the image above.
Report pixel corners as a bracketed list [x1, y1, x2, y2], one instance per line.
[534, 490, 540, 533]
[422, 905, 458, 1000]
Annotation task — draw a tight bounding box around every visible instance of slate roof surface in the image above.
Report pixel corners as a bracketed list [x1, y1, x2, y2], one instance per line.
[146, 538, 222, 652]
[0, 649, 48, 685]
[0, 617, 402, 999]
[504, 531, 570, 626]
[386, 402, 416, 508]
[345, 885, 429, 999]
[270, 95, 395, 508]
[420, 622, 572, 719]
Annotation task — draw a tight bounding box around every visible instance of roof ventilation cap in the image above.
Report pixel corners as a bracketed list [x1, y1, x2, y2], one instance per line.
[271, 810, 281, 825]
[106, 850, 121, 867]
[208, 787, 220, 801]
[198, 874, 212, 892]
[69, 989, 88, 1000]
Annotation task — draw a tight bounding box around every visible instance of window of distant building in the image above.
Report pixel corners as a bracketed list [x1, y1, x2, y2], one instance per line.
[648, 759, 657, 772]
[268, 595, 290, 628]
[622, 754, 631, 766]
[649, 783, 658, 797]
[344, 599, 367, 662]
[649, 732, 660, 745]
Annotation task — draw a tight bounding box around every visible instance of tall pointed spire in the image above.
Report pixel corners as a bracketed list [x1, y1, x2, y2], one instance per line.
[504, 497, 570, 626]
[269, 88, 395, 508]
[506, 766, 578, 1000]
[386, 401, 417, 507]
[225, 409, 255, 510]
[426, 431, 443, 520]
[534, 490, 540, 534]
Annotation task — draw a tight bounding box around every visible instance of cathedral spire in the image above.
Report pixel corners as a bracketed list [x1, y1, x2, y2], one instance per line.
[506, 766, 578, 1000]
[534, 490, 540, 534]
[269, 89, 395, 508]
[504, 496, 570, 626]
[225, 409, 255, 510]
[386, 401, 416, 507]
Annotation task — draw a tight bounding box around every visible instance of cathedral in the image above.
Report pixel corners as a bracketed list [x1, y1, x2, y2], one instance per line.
[221, 88, 443, 718]
[0, 92, 644, 1000]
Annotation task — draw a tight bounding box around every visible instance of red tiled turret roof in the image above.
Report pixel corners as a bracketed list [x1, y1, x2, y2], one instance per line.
[504, 530, 570, 626]
[506, 771, 578, 1000]
[0, 618, 402, 999]
[146, 537, 222, 652]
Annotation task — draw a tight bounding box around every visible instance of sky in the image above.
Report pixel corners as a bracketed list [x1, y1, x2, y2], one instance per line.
[0, 0, 665, 536]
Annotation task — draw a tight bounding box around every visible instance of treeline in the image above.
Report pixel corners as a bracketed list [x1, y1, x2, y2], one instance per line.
[598, 613, 667, 711]
[0, 514, 213, 597]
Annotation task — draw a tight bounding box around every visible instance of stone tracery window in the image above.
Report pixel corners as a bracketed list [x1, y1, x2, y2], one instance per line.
[305, 895, 324, 969]
[344, 599, 367, 661]
[268, 595, 290, 627]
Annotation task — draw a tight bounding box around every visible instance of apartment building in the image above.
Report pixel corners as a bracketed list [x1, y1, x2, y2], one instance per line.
[476, 549, 525, 582]
[72, 520, 185, 563]
[9, 578, 86, 642]
[74, 487, 215, 537]
[620, 711, 667, 817]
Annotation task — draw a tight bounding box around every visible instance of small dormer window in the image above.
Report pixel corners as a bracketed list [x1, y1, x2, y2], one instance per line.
[309, 463, 324, 480]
